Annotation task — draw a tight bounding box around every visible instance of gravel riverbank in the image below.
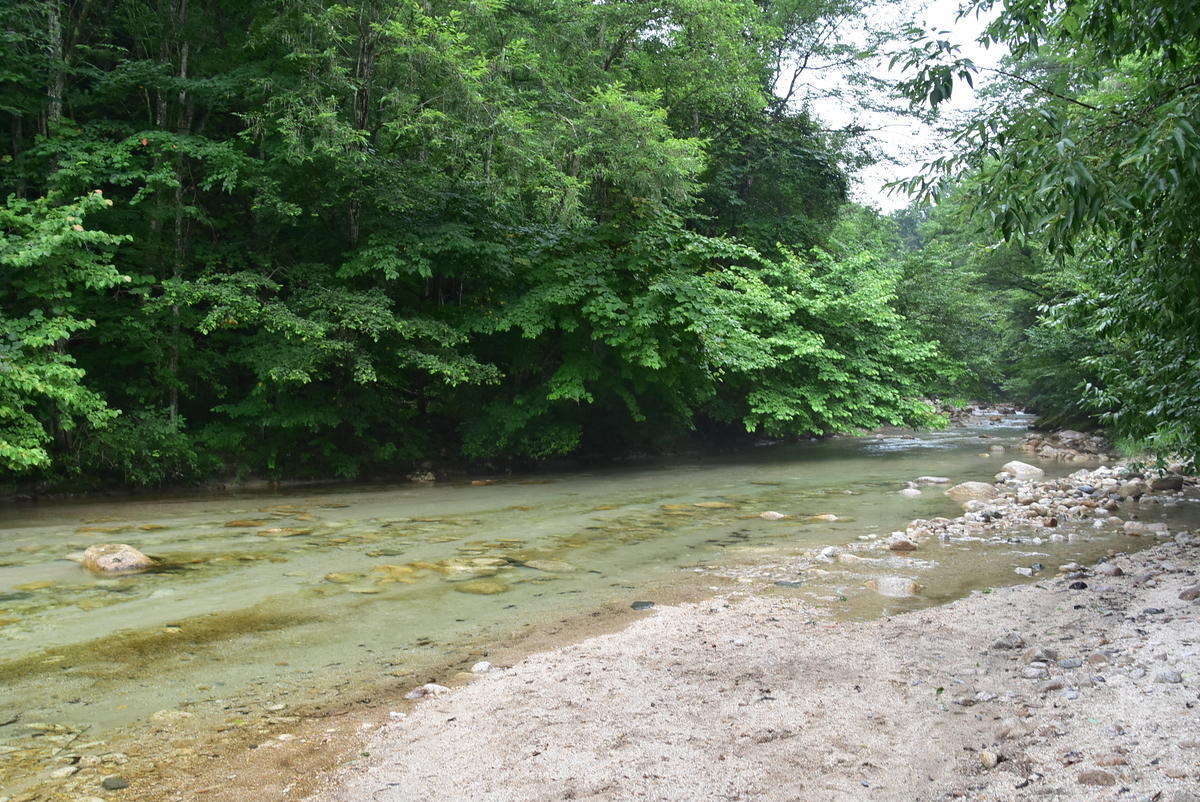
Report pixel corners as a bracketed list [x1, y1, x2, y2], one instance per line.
[307, 466, 1200, 802]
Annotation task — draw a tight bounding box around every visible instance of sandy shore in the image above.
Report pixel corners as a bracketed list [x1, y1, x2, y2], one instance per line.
[306, 536, 1200, 802]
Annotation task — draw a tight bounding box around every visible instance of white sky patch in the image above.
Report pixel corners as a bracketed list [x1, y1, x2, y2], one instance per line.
[795, 0, 1005, 212]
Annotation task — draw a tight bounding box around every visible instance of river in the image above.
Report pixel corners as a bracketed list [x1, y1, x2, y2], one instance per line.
[1, 414, 1188, 796]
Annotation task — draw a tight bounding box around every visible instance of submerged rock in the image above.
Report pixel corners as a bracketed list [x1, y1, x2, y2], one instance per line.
[865, 576, 920, 597]
[454, 579, 510, 595]
[81, 544, 155, 576]
[523, 559, 577, 573]
[760, 511, 788, 520]
[898, 488, 922, 498]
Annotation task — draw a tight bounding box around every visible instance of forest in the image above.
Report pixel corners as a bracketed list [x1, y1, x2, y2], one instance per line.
[1, 0, 1197, 487]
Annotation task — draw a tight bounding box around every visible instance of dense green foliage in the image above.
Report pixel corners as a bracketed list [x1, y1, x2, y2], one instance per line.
[2, 0, 952, 485]
[898, 0, 1200, 461]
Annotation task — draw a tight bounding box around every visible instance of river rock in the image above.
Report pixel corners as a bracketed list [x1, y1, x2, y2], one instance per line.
[1150, 475, 1184, 491]
[1119, 478, 1146, 498]
[809, 513, 840, 522]
[1096, 563, 1124, 577]
[865, 576, 919, 597]
[946, 482, 1000, 502]
[759, 511, 788, 520]
[1179, 585, 1200, 601]
[404, 683, 449, 699]
[915, 476, 950, 484]
[1124, 520, 1168, 537]
[889, 538, 918, 552]
[1000, 460, 1045, 480]
[898, 488, 922, 497]
[471, 661, 493, 673]
[81, 544, 155, 575]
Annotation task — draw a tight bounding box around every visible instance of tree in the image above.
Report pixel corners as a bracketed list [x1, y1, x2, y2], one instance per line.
[897, 0, 1200, 461]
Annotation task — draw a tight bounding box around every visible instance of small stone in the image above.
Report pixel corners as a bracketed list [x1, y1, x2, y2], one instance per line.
[470, 661, 493, 673]
[759, 511, 788, 520]
[1058, 657, 1083, 669]
[898, 488, 922, 497]
[1142, 607, 1165, 615]
[101, 776, 130, 790]
[991, 633, 1025, 650]
[630, 600, 655, 610]
[1038, 678, 1065, 693]
[1155, 671, 1183, 684]
[148, 709, 193, 724]
[1179, 585, 1200, 601]
[1068, 581, 1088, 590]
[1076, 770, 1115, 786]
[773, 580, 804, 588]
[889, 538, 918, 552]
[51, 765, 79, 778]
[404, 683, 449, 699]
[1022, 666, 1050, 679]
[979, 750, 1001, 769]
[1096, 563, 1123, 577]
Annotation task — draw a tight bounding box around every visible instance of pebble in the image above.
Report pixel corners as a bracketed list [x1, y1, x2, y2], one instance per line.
[471, 661, 493, 673]
[991, 633, 1025, 650]
[630, 601, 655, 610]
[1096, 563, 1124, 577]
[50, 765, 78, 778]
[1037, 678, 1064, 693]
[759, 511, 788, 520]
[1155, 671, 1183, 684]
[1068, 581, 1088, 590]
[1076, 769, 1116, 786]
[404, 683, 450, 699]
[1179, 585, 1200, 601]
[1058, 657, 1083, 668]
[979, 750, 1001, 769]
[1021, 666, 1050, 679]
[101, 776, 130, 790]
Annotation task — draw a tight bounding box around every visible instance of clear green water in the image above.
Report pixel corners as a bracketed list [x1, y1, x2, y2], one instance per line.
[1, 416, 1194, 794]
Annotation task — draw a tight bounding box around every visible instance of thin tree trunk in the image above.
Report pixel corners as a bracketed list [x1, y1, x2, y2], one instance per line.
[46, 0, 64, 133]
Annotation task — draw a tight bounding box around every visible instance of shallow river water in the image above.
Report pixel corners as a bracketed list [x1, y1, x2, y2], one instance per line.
[1, 415, 1194, 795]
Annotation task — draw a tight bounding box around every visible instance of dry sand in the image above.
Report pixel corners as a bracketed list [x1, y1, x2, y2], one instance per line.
[307, 540, 1200, 802]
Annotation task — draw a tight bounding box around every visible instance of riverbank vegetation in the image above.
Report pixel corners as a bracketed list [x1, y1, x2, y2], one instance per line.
[2, 0, 1197, 487]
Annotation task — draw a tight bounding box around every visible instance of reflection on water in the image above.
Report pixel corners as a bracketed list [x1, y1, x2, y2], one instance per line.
[0, 415, 1193, 794]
